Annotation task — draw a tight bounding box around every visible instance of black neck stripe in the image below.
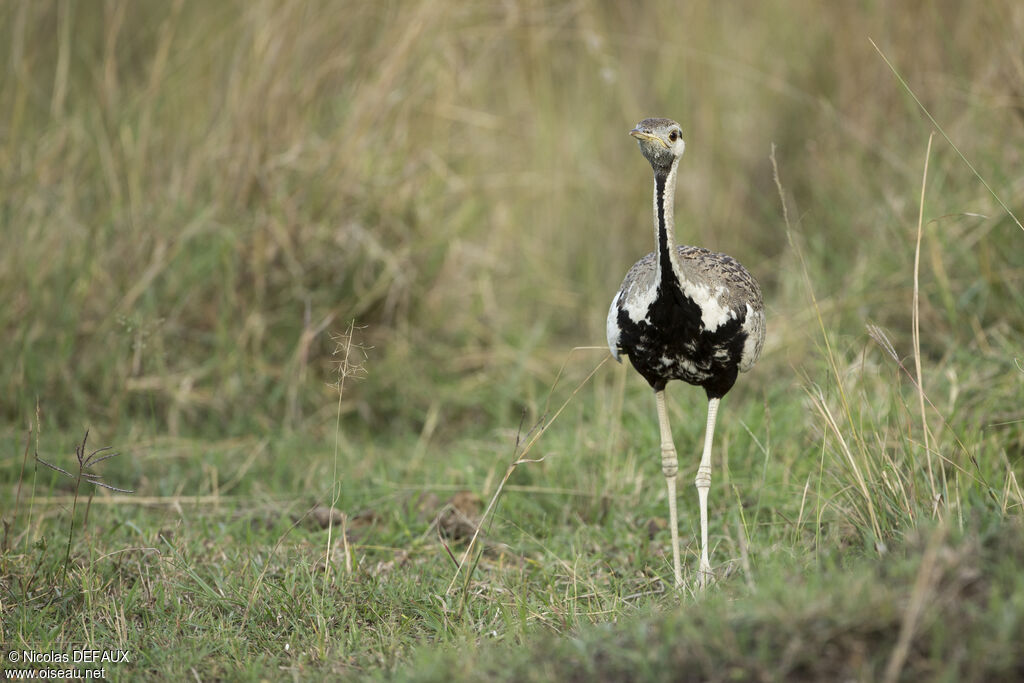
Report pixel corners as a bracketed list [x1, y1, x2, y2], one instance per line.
[654, 170, 674, 284]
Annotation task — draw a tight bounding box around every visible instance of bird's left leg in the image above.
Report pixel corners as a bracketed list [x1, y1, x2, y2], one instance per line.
[695, 397, 720, 589]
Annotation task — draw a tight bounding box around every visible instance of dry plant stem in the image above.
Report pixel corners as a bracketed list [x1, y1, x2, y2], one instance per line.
[805, 384, 881, 538]
[445, 353, 610, 597]
[83, 487, 95, 531]
[866, 324, 993, 491]
[8, 425, 32, 552]
[62, 432, 88, 581]
[1006, 470, 1024, 512]
[732, 486, 756, 590]
[772, 145, 883, 541]
[869, 38, 1024, 234]
[28, 401, 41, 555]
[341, 513, 351, 574]
[913, 133, 939, 510]
[882, 523, 948, 683]
[323, 320, 363, 604]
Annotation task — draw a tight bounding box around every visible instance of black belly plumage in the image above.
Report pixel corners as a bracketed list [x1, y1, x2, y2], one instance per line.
[614, 283, 748, 399]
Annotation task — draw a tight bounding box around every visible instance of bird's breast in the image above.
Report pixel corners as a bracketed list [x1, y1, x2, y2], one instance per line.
[612, 281, 749, 390]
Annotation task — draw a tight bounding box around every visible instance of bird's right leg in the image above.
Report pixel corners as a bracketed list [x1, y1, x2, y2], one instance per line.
[655, 389, 683, 588]
[695, 397, 720, 590]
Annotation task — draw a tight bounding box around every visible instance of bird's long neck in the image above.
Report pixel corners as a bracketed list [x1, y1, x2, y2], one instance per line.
[652, 158, 681, 285]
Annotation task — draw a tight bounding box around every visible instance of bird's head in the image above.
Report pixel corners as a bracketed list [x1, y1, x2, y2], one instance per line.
[629, 118, 685, 171]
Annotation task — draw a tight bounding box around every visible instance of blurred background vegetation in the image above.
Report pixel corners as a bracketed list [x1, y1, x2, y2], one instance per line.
[3, 2, 1024, 677]
[2, 0, 1022, 446]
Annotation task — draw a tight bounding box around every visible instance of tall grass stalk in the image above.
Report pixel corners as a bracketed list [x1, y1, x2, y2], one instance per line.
[912, 133, 939, 513]
[772, 144, 886, 543]
[322, 322, 367, 601]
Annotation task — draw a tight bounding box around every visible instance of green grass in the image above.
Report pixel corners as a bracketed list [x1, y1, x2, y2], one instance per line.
[2, 1, 1024, 680]
[394, 521, 1024, 682]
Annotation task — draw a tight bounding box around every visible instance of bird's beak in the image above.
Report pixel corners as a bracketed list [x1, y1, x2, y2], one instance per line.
[629, 128, 669, 148]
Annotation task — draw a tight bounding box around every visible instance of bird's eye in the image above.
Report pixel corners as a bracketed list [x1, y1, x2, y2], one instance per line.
[669, 130, 679, 142]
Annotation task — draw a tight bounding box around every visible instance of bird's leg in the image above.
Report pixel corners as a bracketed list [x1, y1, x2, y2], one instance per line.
[695, 397, 720, 589]
[654, 390, 683, 589]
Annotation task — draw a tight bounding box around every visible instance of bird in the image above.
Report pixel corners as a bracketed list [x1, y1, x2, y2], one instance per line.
[606, 117, 765, 589]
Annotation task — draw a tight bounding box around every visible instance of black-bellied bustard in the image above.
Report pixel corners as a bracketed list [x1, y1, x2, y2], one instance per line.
[607, 118, 765, 589]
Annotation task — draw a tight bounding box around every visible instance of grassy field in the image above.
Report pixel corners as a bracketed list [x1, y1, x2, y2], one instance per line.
[2, 1, 1023, 680]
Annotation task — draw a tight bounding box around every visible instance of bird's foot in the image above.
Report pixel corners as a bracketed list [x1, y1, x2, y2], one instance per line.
[695, 561, 715, 591]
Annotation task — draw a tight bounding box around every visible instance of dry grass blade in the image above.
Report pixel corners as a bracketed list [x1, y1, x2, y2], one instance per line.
[804, 384, 882, 542]
[8, 425, 34, 552]
[445, 351, 610, 597]
[913, 133, 939, 511]
[865, 323, 991, 491]
[882, 524, 948, 683]
[865, 324, 898, 362]
[869, 38, 1024, 234]
[775, 145, 884, 540]
[772, 145, 865, 457]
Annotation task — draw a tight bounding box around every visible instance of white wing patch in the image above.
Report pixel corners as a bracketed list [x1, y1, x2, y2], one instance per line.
[739, 303, 765, 371]
[621, 281, 658, 324]
[606, 290, 622, 361]
[607, 277, 659, 361]
[682, 280, 735, 331]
